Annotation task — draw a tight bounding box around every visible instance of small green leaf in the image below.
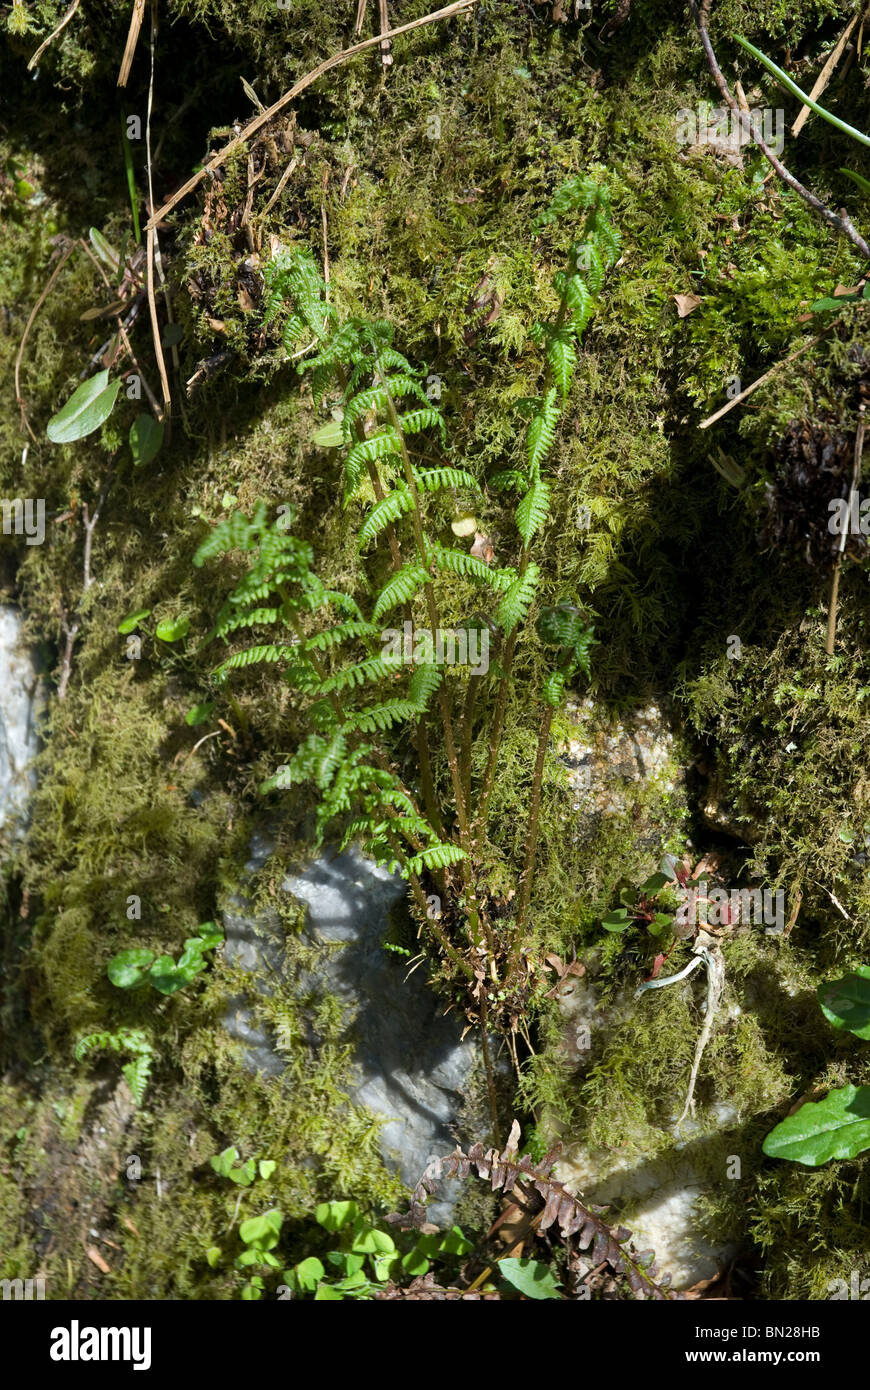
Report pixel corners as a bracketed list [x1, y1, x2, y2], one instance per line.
[498, 1256, 561, 1299]
[350, 1224, 395, 1255]
[89, 228, 121, 273]
[155, 615, 190, 643]
[195, 921, 223, 950]
[818, 966, 870, 1040]
[185, 701, 214, 726]
[314, 1283, 344, 1300]
[762, 1084, 870, 1165]
[158, 615, 192, 645]
[601, 908, 631, 933]
[640, 872, 669, 895]
[205, 1246, 222, 1268]
[312, 419, 345, 448]
[107, 949, 155, 989]
[315, 1199, 359, 1232]
[258, 1159, 277, 1181]
[129, 413, 164, 467]
[210, 1146, 239, 1177]
[47, 370, 122, 443]
[118, 609, 151, 634]
[401, 1247, 430, 1277]
[292, 1257, 324, 1292]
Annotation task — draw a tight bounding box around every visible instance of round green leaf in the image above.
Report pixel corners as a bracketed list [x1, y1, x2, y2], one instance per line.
[185, 701, 214, 727]
[762, 1085, 870, 1166]
[129, 413, 164, 467]
[155, 615, 190, 643]
[107, 949, 155, 989]
[602, 908, 630, 933]
[818, 966, 870, 1040]
[47, 370, 122, 444]
[315, 1199, 359, 1232]
[118, 609, 151, 634]
[148, 955, 189, 995]
[292, 1257, 324, 1293]
[258, 1159, 277, 1181]
[205, 1246, 222, 1268]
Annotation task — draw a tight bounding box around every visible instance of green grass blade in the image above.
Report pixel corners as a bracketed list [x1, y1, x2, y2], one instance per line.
[735, 35, 870, 149]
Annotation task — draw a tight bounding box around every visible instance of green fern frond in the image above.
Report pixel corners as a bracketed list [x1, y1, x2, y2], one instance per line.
[488, 469, 528, 493]
[212, 644, 300, 681]
[414, 467, 480, 495]
[407, 841, 468, 874]
[192, 503, 270, 566]
[546, 328, 577, 399]
[345, 699, 421, 733]
[496, 563, 540, 635]
[408, 662, 443, 709]
[555, 272, 593, 332]
[428, 544, 511, 590]
[304, 620, 381, 651]
[214, 606, 280, 638]
[396, 408, 447, 443]
[343, 376, 429, 434]
[123, 1055, 153, 1106]
[526, 388, 560, 473]
[372, 565, 430, 622]
[344, 429, 403, 499]
[516, 478, 551, 546]
[358, 486, 413, 548]
[318, 654, 403, 695]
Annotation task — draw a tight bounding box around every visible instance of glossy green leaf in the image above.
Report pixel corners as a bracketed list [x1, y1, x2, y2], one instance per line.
[602, 908, 631, 933]
[129, 414, 164, 467]
[210, 1146, 239, 1177]
[118, 609, 151, 634]
[762, 1084, 870, 1165]
[818, 966, 870, 1040]
[498, 1256, 561, 1299]
[291, 1257, 324, 1292]
[47, 370, 122, 443]
[314, 1283, 344, 1300]
[155, 615, 190, 642]
[107, 948, 154, 989]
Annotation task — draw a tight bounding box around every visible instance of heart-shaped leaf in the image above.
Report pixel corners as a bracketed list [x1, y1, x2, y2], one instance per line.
[258, 1159, 276, 1181]
[762, 1084, 870, 1165]
[107, 948, 155, 989]
[312, 419, 344, 448]
[47, 370, 122, 443]
[148, 955, 189, 995]
[210, 1146, 239, 1177]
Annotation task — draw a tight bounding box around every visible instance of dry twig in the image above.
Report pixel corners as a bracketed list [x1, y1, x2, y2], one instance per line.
[28, 0, 80, 70]
[144, 2, 477, 231]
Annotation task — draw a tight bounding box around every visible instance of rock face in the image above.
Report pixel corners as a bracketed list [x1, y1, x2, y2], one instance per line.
[0, 606, 40, 841]
[552, 969, 738, 1290]
[223, 837, 478, 1224]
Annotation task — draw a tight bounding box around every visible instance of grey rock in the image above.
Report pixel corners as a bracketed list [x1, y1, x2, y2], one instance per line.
[0, 606, 40, 842]
[222, 840, 478, 1224]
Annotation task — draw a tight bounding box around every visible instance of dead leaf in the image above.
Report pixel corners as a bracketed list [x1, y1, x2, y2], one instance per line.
[674, 292, 702, 318]
[86, 1246, 111, 1274]
[237, 286, 255, 313]
[470, 531, 495, 563]
[122, 1216, 141, 1237]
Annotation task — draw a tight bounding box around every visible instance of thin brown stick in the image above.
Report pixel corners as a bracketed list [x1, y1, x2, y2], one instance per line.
[791, 7, 866, 136]
[15, 240, 76, 440]
[826, 403, 865, 654]
[378, 0, 394, 68]
[118, 0, 147, 87]
[689, 0, 870, 261]
[144, 2, 477, 230]
[698, 330, 829, 430]
[28, 0, 80, 70]
[117, 0, 146, 86]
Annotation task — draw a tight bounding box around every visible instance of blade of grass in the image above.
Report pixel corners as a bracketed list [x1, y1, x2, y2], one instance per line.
[121, 111, 142, 243]
[735, 35, 870, 149]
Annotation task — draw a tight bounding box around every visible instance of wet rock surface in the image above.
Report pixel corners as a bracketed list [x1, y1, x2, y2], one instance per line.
[0, 606, 40, 841]
[222, 836, 478, 1223]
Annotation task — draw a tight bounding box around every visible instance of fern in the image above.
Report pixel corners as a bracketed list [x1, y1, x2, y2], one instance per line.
[546, 328, 577, 400]
[345, 699, 422, 733]
[394, 407, 447, 443]
[318, 654, 404, 696]
[74, 1028, 154, 1106]
[408, 662, 443, 709]
[407, 842, 469, 874]
[344, 429, 403, 499]
[427, 543, 512, 591]
[516, 478, 551, 546]
[372, 565, 430, 622]
[304, 620, 381, 651]
[414, 466, 479, 495]
[496, 564, 540, 636]
[358, 486, 414, 548]
[526, 389, 559, 473]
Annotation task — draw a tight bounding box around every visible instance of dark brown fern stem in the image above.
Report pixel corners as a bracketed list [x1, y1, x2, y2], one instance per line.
[508, 702, 554, 983]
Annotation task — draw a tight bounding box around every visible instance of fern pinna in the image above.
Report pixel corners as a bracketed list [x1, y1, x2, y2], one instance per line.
[195, 176, 616, 1133]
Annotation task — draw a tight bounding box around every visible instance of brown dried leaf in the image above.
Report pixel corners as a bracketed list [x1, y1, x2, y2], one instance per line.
[674, 292, 702, 318]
